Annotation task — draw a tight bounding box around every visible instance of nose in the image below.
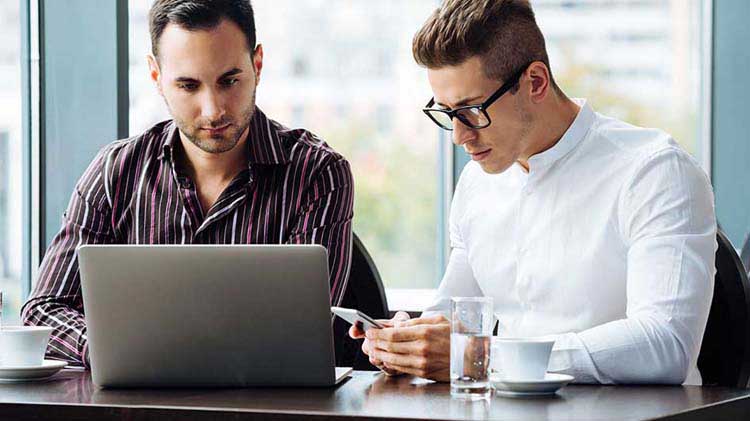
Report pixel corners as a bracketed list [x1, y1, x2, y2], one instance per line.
[200, 89, 226, 123]
[452, 118, 477, 146]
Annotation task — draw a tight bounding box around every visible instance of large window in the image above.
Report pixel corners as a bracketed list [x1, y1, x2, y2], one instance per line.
[0, 1, 23, 324]
[128, 0, 709, 298]
[129, 0, 444, 290]
[536, 0, 707, 162]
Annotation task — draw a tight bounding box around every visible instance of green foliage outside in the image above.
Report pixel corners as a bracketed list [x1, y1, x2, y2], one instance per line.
[556, 61, 698, 156]
[324, 122, 440, 289]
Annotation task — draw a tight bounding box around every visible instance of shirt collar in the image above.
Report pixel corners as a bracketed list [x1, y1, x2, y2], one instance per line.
[158, 107, 291, 167]
[526, 98, 594, 171]
[157, 120, 178, 161]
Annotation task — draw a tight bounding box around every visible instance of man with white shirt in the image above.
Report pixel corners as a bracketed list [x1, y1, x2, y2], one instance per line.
[350, 0, 716, 384]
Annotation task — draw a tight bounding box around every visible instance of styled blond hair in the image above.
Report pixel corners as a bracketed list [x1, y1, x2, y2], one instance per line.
[413, 0, 557, 88]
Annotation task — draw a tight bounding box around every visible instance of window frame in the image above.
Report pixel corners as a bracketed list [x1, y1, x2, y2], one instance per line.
[24, 0, 130, 293]
[712, 0, 750, 248]
[21, 0, 36, 299]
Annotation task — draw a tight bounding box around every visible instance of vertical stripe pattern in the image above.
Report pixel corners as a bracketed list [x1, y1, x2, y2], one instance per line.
[21, 108, 354, 367]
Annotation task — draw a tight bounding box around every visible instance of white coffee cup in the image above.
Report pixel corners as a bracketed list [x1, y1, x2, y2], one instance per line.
[0, 326, 53, 367]
[491, 337, 555, 380]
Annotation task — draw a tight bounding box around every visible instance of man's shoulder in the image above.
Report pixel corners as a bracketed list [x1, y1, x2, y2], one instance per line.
[589, 112, 705, 176]
[273, 120, 350, 169]
[94, 120, 172, 165]
[587, 112, 683, 161]
[586, 113, 709, 202]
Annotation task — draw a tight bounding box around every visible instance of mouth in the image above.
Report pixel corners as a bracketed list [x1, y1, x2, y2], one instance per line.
[202, 124, 231, 136]
[468, 149, 492, 161]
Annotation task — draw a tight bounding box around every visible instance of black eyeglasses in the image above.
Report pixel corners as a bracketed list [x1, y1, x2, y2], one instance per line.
[422, 63, 531, 131]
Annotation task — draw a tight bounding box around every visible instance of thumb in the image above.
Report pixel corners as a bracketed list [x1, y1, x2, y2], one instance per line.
[392, 311, 411, 327]
[349, 323, 365, 339]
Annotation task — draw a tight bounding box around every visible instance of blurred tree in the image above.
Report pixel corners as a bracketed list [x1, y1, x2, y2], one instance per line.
[325, 122, 439, 288]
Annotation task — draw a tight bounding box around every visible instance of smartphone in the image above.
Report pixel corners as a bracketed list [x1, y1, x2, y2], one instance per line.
[331, 306, 385, 331]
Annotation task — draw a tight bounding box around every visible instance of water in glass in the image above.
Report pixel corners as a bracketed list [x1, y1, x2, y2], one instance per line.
[450, 332, 491, 399]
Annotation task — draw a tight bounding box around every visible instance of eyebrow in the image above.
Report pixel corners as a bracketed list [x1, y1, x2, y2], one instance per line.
[435, 95, 484, 108]
[174, 68, 244, 84]
[219, 68, 243, 79]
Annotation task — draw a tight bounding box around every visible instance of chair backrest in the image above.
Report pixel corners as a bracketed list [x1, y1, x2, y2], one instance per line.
[698, 230, 750, 388]
[333, 232, 389, 370]
[741, 233, 750, 276]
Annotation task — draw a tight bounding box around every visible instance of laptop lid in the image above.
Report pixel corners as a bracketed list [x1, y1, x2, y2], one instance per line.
[78, 244, 347, 387]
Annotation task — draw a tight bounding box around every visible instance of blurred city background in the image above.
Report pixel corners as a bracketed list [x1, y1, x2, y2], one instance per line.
[1, 0, 706, 321]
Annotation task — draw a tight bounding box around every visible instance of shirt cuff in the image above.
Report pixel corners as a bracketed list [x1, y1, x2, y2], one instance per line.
[547, 332, 605, 383]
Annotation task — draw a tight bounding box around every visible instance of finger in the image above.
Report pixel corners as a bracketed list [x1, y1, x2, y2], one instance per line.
[349, 324, 365, 339]
[366, 325, 423, 342]
[399, 314, 449, 327]
[368, 356, 401, 376]
[382, 362, 424, 378]
[367, 323, 449, 343]
[382, 362, 441, 380]
[381, 366, 403, 376]
[370, 348, 428, 372]
[374, 311, 410, 328]
[391, 311, 411, 325]
[371, 338, 450, 358]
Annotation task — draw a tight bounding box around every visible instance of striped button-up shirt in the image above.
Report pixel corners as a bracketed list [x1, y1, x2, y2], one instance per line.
[21, 108, 354, 367]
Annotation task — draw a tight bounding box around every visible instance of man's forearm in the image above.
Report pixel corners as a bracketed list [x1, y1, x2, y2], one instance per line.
[547, 315, 692, 384]
[22, 298, 89, 367]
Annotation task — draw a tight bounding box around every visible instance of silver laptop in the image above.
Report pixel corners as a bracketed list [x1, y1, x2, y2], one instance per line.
[78, 244, 351, 388]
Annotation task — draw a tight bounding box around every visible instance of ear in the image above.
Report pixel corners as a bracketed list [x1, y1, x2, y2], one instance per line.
[146, 54, 163, 95]
[252, 44, 264, 86]
[525, 61, 551, 105]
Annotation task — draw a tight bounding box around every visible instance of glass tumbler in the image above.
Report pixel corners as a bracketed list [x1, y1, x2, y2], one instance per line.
[450, 297, 493, 400]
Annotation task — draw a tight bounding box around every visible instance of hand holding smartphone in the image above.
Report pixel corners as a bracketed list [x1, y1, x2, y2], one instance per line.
[331, 306, 384, 331]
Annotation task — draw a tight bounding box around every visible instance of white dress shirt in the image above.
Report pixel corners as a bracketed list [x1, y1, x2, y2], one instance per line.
[424, 99, 717, 385]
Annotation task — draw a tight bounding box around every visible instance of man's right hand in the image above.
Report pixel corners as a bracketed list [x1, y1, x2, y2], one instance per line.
[349, 311, 411, 376]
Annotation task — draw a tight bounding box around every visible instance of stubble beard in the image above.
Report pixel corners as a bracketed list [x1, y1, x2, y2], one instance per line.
[481, 100, 534, 174]
[169, 85, 257, 155]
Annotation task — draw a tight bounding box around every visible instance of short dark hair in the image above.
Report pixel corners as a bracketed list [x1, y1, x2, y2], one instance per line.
[149, 0, 256, 59]
[413, 0, 557, 89]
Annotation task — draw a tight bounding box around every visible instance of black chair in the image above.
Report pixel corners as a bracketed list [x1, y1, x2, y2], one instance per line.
[333, 232, 389, 370]
[741, 233, 750, 276]
[698, 230, 750, 387]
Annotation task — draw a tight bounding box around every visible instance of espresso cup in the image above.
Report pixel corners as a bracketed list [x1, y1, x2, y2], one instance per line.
[0, 326, 53, 367]
[491, 337, 555, 380]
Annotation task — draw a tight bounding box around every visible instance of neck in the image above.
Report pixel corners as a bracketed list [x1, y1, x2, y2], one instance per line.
[517, 94, 580, 172]
[178, 127, 249, 182]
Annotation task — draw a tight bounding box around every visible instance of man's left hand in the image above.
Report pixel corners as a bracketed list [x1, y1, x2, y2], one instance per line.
[364, 314, 451, 382]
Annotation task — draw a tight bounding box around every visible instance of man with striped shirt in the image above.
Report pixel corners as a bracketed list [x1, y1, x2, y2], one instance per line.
[21, 0, 354, 367]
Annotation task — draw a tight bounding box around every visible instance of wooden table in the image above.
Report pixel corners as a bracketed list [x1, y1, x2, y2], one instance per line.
[0, 370, 748, 420]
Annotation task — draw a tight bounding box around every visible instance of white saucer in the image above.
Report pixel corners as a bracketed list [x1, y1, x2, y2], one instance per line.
[0, 360, 68, 382]
[490, 372, 574, 397]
